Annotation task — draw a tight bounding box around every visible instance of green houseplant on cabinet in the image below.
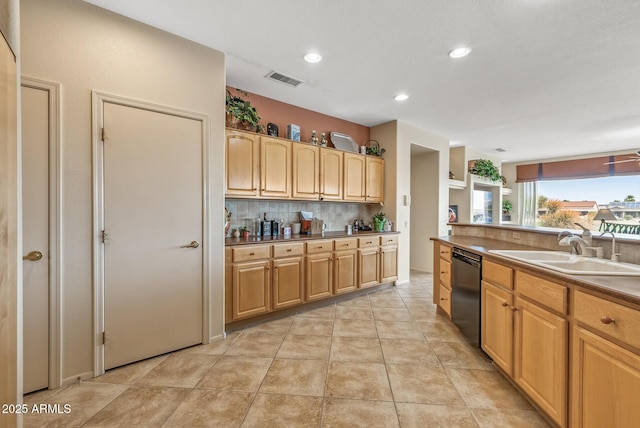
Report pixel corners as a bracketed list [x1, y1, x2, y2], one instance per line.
[373, 212, 387, 232]
[468, 159, 502, 183]
[502, 200, 513, 222]
[225, 88, 264, 133]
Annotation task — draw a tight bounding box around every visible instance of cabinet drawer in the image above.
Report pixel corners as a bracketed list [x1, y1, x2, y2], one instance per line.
[334, 238, 358, 251]
[306, 239, 333, 254]
[380, 235, 398, 246]
[439, 244, 452, 262]
[440, 259, 451, 288]
[483, 259, 514, 290]
[231, 245, 270, 262]
[273, 242, 304, 258]
[358, 237, 379, 248]
[574, 291, 640, 349]
[439, 283, 452, 317]
[516, 271, 568, 315]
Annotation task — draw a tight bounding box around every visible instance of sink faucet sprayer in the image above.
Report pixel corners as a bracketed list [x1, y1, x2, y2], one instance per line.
[600, 231, 621, 262]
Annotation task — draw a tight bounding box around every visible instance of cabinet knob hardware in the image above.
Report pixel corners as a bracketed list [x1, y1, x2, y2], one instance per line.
[440, 271, 446, 275]
[600, 316, 615, 324]
[501, 302, 509, 307]
[511, 307, 519, 312]
[366, 241, 372, 244]
[440, 297, 448, 301]
[249, 252, 255, 256]
[287, 249, 292, 252]
[252, 188, 257, 191]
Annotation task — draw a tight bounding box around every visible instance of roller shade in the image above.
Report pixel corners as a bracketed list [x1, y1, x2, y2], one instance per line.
[516, 154, 640, 182]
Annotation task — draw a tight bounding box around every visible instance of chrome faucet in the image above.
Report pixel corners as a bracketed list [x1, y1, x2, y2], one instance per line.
[566, 236, 592, 256]
[600, 231, 621, 262]
[573, 223, 593, 246]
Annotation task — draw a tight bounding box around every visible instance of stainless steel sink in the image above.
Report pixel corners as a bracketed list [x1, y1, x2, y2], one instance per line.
[489, 250, 640, 276]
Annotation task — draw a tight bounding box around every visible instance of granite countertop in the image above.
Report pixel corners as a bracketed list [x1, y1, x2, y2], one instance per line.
[433, 235, 640, 306]
[226, 230, 400, 246]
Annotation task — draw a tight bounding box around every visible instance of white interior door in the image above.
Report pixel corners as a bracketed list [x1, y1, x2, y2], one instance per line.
[103, 102, 203, 370]
[21, 85, 50, 393]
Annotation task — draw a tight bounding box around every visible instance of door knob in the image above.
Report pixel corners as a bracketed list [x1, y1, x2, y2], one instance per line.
[23, 251, 43, 261]
[181, 241, 200, 249]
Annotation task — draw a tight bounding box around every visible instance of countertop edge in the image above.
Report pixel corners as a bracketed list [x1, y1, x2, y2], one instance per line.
[433, 236, 640, 307]
[226, 230, 400, 246]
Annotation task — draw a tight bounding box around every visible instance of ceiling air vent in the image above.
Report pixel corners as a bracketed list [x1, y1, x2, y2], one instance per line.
[265, 71, 304, 87]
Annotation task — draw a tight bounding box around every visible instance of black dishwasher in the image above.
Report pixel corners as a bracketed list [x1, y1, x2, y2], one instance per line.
[451, 247, 482, 348]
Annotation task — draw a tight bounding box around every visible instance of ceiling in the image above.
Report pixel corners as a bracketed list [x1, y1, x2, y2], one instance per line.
[84, 0, 640, 163]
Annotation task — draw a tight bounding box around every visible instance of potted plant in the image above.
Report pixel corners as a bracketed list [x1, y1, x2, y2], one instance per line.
[240, 226, 250, 239]
[226, 88, 265, 133]
[502, 200, 513, 222]
[468, 159, 502, 183]
[373, 212, 387, 232]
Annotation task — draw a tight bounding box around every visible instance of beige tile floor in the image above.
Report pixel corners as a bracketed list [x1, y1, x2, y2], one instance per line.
[24, 271, 550, 427]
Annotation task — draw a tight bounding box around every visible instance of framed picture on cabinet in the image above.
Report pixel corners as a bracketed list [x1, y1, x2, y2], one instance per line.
[448, 205, 458, 223]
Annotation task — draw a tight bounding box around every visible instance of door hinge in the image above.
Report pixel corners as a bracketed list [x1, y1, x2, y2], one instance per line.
[101, 230, 109, 243]
[101, 127, 105, 141]
[101, 331, 106, 345]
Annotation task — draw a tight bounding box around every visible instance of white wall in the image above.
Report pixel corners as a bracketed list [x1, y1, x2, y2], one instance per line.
[371, 121, 449, 281]
[21, 0, 225, 383]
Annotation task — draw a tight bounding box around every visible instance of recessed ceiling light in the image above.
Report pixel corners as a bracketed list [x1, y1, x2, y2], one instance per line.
[449, 47, 472, 59]
[304, 52, 322, 63]
[394, 94, 409, 101]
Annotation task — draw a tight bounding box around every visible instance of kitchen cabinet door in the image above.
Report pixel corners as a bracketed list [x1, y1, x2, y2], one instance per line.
[292, 142, 319, 199]
[232, 260, 271, 320]
[358, 247, 379, 288]
[343, 153, 365, 201]
[306, 253, 333, 301]
[365, 156, 384, 202]
[481, 280, 514, 375]
[572, 326, 640, 428]
[380, 244, 398, 283]
[514, 297, 568, 427]
[333, 250, 357, 295]
[320, 148, 343, 200]
[260, 137, 291, 198]
[225, 130, 259, 197]
[272, 256, 304, 309]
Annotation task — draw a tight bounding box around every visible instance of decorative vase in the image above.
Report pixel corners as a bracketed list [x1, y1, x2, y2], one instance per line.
[374, 219, 386, 232]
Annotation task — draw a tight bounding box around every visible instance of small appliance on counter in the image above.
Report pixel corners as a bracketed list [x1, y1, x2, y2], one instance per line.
[260, 213, 271, 237]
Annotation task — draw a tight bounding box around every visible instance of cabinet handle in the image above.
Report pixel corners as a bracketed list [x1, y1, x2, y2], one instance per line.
[287, 249, 292, 252]
[511, 307, 519, 312]
[440, 271, 446, 275]
[501, 302, 509, 307]
[366, 241, 372, 244]
[600, 316, 615, 324]
[249, 252, 255, 256]
[440, 297, 448, 301]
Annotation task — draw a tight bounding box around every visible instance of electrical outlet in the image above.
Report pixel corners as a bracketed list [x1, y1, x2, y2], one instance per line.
[513, 232, 521, 240]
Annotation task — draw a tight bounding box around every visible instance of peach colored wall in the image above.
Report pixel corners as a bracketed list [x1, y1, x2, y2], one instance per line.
[227, 86, 370, 147]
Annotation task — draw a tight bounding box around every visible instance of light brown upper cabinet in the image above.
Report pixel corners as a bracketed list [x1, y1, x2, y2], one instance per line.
[365, 156, 384, 203]
[343, 152, 366, 201]
[292, 142, 319, 199]
[260, 137, 291, 198]
[225, 131, 260, 197]
[319, 148, 343, 201]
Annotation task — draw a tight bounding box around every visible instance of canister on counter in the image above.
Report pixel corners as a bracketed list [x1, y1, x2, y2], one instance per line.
[346, 224, 353, 235]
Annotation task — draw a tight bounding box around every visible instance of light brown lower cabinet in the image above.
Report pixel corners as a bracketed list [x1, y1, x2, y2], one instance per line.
[306, 252, 333, 301]
[380, 244, 398, 283]
[358, 247, 379, 288]
[481, 280, 513, 375]
[231, 260, 270, 320]
[513, 296, 567, 426]
[333, 250, 357, 295]
[272, 256, 304, 309]
[571, 326, 640, 428]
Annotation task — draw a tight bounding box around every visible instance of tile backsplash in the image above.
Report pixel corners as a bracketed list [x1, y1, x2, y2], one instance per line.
[225, 199, 381, 236]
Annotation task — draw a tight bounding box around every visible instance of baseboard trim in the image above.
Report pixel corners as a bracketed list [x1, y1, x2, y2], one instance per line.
[62, 370, 94, 386]
[394, 279, 410, 286]
[209, 333, 225, 343]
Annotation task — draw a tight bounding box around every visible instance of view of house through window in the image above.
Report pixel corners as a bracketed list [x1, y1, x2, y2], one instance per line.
[536, 175, 640, 232]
